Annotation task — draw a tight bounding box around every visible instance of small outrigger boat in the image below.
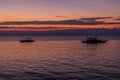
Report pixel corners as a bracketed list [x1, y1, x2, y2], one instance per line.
[20, 38, 35, 43]
[82, 36, 107, 44]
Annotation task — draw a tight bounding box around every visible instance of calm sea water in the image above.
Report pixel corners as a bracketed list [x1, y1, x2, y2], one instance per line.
[0, 36, 120, 80]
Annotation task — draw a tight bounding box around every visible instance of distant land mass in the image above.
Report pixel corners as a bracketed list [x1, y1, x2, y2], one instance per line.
[0, 28, 120, 36]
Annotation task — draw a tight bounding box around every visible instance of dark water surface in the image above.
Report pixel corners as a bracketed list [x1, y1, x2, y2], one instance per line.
[0, 36, 120, 80]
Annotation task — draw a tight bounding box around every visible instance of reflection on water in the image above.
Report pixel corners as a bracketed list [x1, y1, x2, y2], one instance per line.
[0, 39, 120, 80]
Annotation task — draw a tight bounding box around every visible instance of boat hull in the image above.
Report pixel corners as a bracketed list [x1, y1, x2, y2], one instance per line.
[82, 40, 107, 44]
[20, 40, 34, 43]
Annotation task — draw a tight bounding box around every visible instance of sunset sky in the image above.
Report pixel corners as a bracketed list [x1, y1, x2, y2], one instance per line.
[0, 0, 120, 31]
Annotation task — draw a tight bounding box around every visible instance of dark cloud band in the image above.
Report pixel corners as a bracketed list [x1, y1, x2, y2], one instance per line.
[0, 17, 120, 25]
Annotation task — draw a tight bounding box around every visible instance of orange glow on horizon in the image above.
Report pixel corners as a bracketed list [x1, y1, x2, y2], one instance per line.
[0, 24, 119, 31]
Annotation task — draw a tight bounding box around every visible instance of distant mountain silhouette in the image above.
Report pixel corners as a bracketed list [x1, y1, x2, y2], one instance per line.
[0, 28, 120, 36]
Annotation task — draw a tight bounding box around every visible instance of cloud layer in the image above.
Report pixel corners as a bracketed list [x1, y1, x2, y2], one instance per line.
[0, 17, 120, 25]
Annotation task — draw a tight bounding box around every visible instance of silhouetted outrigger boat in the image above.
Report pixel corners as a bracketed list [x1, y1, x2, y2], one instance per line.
[20, 38, 35, 43]
[82, 36, 107, 44]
